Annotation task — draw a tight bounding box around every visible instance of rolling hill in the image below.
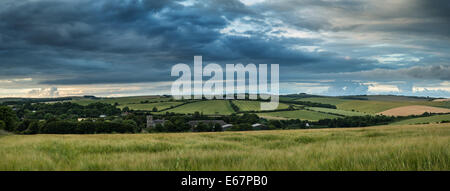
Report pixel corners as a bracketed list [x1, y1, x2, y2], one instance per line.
[378, 105, 450, 116]
[160, 100, 235, 115]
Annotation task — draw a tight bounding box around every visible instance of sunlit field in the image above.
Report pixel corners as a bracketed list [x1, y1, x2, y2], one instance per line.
[232, 100, 289, 111]
[1, 124, 448, 171]
[160, 100, 235, 115]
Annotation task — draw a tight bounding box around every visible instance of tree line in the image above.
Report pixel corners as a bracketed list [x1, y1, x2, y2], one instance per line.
[1, 103, 446, 135]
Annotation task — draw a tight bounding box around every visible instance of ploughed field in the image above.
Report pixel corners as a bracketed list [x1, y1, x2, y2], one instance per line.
[378, 105, 450, 116]
[1, 124, 449, 170]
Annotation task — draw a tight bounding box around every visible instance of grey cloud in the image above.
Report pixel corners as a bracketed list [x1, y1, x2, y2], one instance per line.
[0, 0, 448, 98]
[28, 87, 59, 97]
[326, 81, 369, 96]
[359, 65, 450, 81]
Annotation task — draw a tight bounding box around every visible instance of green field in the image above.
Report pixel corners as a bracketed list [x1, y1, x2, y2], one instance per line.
[161, 100, 235, 115]
[391, 114, 450, 125]
[232, 100, 289, 111]
[295, 96, 450, 114]
[296, 97, 350, 105]
[118, 102, 183, 111]
[306, 107, 370, 116]
[337, 100, 450, 114]
[257, 109, 341, 121]
[0, 124, 448, 170]
[70, 96, 171, 106]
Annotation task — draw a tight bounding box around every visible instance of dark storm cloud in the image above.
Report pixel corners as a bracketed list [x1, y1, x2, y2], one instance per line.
[363, 65, 450, 81]
[0, 0, 358, 85]
[0, 0, 448, 96]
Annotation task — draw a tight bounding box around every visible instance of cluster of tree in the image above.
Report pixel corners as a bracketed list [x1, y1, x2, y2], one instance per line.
[149, 113, 228, 132]
[15, 102, 121, 119]
[15, 119, 140, 134]
[0, 106, 18, 131]
[0, 97, 73, 105]
[156, 111, 217, 121]
[189, 122, 223, 132]
[147, 113, 262, 133]
[223, 113, 260, 125]
[266, 119, 312, 129]
[222, 113, 262, 131]
[152, 116, 191, 132]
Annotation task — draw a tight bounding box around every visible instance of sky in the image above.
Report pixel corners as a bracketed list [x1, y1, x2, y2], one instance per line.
[0, 0, 449, 98]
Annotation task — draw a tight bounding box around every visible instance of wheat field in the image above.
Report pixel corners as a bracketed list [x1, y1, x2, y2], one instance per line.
[0, 124, 449, 171]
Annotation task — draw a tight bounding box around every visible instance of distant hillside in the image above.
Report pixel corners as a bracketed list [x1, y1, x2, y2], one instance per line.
[337, 95, 435, 102]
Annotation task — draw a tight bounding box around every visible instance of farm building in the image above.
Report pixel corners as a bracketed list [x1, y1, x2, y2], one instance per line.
[222, 124, 233, 130]
[251, 123, 266, 130]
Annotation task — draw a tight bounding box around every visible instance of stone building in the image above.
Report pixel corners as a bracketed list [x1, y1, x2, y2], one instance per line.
[146, 115, 166, 128]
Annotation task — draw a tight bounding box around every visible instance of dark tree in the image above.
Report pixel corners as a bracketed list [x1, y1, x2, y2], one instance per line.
[0, 106, 18, 131]
[0, 120, 5, 130]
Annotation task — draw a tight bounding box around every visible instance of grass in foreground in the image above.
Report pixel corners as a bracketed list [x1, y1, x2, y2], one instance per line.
[1, 124, 448, 171]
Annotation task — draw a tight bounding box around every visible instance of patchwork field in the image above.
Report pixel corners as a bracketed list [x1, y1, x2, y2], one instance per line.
[232, 100, 289, 111]
[118, 102, 183, 111]
[306, 107, 369, 116]
[296, 97, 349, 105]
[257, 109, 341, 121]
[70, 96, 171, 106]
[161, 100, 234, 115]
[379, 105, 450, 116]
[296, 96, 450, 114]
[0, 124, 448, 171]
[40, 95, 449, 119]
[337, 100, 450, 114]
[391, 114, 450, 125]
